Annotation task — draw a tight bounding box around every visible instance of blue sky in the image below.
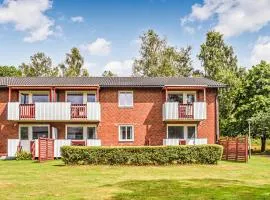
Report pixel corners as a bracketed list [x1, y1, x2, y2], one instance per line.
[1, 0, 270, 76]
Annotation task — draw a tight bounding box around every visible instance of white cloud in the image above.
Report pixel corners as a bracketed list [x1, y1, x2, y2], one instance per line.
[71, 16, 84, 23]
[181, 0, 270, 37]
[251, 36, 270, 65]
[84, 38, 111, 56]
[183, 26, 195, 34]
[104, 60, 134, 76]
[0, 0, 55, 42]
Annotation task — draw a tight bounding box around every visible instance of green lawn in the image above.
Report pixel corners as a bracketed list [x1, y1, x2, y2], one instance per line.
[0, 156, 270, 200]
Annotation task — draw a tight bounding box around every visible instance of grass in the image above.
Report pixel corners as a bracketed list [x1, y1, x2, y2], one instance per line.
[0, 156, 270, 200]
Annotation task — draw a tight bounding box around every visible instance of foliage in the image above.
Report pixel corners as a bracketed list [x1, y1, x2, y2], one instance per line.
[133, 29, 193, 77]
[61, 145, 223, 165]
[15, 151, 32, 160]
[19, 52, 59, 77]
[198, 31, 245, 135]
[102, 70, 117, 77]
[0, 66, 22, 77]
[59, 47, 89, 77]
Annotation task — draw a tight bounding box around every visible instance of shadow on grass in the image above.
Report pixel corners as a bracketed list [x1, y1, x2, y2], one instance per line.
[111, 179, 270, 200]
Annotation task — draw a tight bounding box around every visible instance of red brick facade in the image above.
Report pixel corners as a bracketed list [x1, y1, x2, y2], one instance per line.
[0, 87, 218, 154]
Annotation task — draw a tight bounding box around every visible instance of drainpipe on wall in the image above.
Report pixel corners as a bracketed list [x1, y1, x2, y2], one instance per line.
[215, 91, 220, 143]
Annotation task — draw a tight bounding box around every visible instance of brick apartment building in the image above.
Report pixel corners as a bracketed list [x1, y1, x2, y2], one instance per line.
[0, 77, 225, 156]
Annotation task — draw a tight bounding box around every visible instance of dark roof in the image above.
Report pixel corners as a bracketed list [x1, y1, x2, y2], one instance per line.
[0, 77, 226, 88]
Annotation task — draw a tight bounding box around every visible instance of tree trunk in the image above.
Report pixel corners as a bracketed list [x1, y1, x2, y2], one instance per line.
[261, 133, 266, 152]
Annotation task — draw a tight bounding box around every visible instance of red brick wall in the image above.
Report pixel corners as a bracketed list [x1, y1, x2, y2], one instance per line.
[0, 87, 218, 153]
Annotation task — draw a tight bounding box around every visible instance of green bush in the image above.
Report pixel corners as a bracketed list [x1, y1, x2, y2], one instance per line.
[61, 145, 223, 165]
[15, 151, 32, 160]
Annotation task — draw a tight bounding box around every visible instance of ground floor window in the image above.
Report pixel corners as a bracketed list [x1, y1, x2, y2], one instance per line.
[19, 125, 50, 140]
[167, 125, 197, 140]
[66, 125, 97, 140]
[119, 125, 134, 142]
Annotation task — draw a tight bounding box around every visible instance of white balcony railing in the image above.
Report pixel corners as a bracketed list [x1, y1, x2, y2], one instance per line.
[162, 102, 206, 121]
[163, 138, 208, 146]
[7, 102, 101, 121]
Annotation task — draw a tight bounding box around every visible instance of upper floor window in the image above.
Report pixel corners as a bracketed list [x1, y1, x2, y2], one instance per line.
[66, 91, 96, 104]
[118, 91, 133, 107]
[19, 91, 49, 104]
[167, 92, 196, 104]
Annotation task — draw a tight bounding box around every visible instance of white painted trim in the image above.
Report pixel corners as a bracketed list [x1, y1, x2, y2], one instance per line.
[118, 90, 134, 108]
[65, 91, 96, 104]
[118, 125, 134, 142]
[65, 124, 97, 140]
[18, 124, 50, 140]
[166, 124, 197, 140]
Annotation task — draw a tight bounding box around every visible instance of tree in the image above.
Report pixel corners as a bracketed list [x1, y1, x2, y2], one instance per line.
[60, 47, 89, 77]
[133, 29, 193, 77]
[0, 66, 22, 77]
[234, 61, 270, 140]
[198, 31, 244, 136]
[102, 70, 117, 77]
[19, 52, 59, 77]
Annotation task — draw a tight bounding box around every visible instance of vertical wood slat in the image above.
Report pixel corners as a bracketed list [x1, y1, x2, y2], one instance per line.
[19, 104, 35, 119]
[71, 104, 87, 119]
[38, 138, 54, 162]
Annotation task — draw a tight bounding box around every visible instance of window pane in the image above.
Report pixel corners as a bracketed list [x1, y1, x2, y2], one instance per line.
[67, 94, 83, 104]
[126, 126, 133, 140]
[119, 92, 133, 106]
[168, 126, 184, 139]
[87, 127, 96, 139]
[32, 126, 48, 139]
[87, 94, 96, 102]
[168, 94, 183, 103]
[187, 126, 196, 139]
[67, 127, 83, 140]
[121, 126, 126, 140]
[32, 94, 49, 103]
[20, 94, 29, 104]
[187, 94, 195, 104]
[20, 127, 29, 140]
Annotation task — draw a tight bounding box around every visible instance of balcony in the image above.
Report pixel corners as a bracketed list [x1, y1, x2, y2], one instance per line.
[7, 102, 101, 121]
[162, 102, 206, 121]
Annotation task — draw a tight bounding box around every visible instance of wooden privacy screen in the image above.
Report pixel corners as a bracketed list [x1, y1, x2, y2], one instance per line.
[218, 136, 248, 162]
[38, 138, 54, 162]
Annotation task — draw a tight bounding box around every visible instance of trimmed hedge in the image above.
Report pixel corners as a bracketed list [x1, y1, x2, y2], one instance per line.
[15, 151, 32, 160]
[61, 145, 223, 165]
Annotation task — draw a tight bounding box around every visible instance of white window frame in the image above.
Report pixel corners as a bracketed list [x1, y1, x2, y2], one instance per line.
[65, 91, 96, 104]
[65, 124, 97, 140]
[18, 124, 50, 140]
[19, 90, 50, 104]
[118, 91, 133, 108]
[167, 91, 197, 104]
[118, 125, 134, 142]
[166, 124, 197, 140]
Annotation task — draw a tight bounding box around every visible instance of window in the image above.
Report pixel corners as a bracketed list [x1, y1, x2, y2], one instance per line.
[168, 94, 183, 103]
[168, 126, 184, 139]
[20, 93, 29, 104]
[32, 94, 49, 103]
[87, 127, 96, 139]
[119, 125, 134, 141]
[87, 94, 96, 102]
[67, 127, 84, 140]
[67, 93, 84, 104]
[20, 127, 29, 140]
[32, 126, 49, 139]
[187, 94, 195, 104]
[187, 126, 196, 139]
[119, 91, 133, 107]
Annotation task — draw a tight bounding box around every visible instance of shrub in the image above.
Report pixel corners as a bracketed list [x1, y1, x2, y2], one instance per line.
[61, 145, 223, 165]
[15, 151, 32, 160]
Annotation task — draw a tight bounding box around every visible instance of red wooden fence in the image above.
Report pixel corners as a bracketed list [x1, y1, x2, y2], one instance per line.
[218, 136, 248, 162]
[179, 104, 193, 119]
[20, 104, 35, 119]
[71, 104, 87, 119]
[38, 138, 54, 162]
